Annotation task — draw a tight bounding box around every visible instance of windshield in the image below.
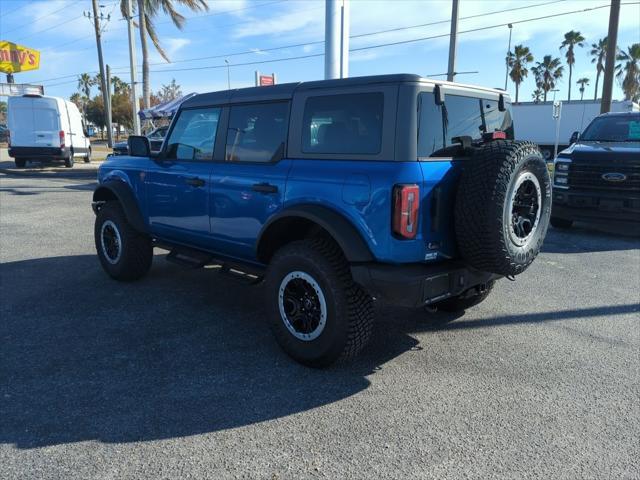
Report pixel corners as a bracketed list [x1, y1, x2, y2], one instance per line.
[581, 114, 640, 142]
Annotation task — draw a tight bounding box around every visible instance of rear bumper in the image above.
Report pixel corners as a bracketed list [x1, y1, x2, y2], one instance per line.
[552, 189, 640, 224]
[8, 146, 70, 159]
[351, 261, 500, 308]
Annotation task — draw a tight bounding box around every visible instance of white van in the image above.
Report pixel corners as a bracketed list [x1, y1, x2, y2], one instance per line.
[8, 95, 92, 168]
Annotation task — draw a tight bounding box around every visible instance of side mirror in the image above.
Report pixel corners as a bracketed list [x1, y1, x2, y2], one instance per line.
[128, 135, 150, 157]
[570, 131, 580, 144]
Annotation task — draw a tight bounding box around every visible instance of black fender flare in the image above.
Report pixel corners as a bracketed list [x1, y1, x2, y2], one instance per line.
[256, 205, 374, 263]
[92, 181, 148, 233]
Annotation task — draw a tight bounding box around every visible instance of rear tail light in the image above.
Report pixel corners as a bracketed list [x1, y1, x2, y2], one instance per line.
[59, 130, 65, 147]
[392, 184, 420, 239]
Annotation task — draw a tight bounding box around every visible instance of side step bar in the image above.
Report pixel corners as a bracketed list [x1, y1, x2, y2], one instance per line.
[160, 243, 264, 284]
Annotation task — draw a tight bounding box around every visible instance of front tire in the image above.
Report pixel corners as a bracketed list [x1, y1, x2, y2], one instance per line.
[14, 158, 26, 168]
[265, 239, 374, 367]
[94, 201, 153, 281]
[83, 147, 92, 163]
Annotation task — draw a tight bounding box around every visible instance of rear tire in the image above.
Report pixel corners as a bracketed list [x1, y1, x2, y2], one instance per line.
[14, 158, 26, 168]
[433, 281, 495, 312]
[64, 151, 74, 168]
[94, 201, 153, 281]
[550, 216, 573, 229]
[265, 238, 374, 367]
[83, 147, 92, 163]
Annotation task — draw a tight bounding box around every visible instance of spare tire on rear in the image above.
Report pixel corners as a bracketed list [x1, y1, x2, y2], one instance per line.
[454, 140, 551, 277]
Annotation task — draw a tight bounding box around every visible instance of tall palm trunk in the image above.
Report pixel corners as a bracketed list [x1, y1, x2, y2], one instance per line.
[593, 70, 601, 100]
[137, 0, 150, 110]
[567, 63, 573, 101]
[515, 82, 519, 103]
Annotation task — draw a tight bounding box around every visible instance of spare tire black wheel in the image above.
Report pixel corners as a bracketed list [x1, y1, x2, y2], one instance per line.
[454, 140, 551, 277]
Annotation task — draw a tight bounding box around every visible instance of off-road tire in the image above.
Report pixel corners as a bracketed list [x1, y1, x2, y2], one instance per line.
[550, 216, 573, 229]
[454, 140, 551, 277]
[94, 201, 153, 281]
[265, 238, 374, 367]
[64, 151, 74, 168]
[14, 158, 26, 168]
[434, 281, 495, 312]
[83, 147, 92, 163]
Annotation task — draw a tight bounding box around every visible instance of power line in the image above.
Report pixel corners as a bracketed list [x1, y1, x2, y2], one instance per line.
[0, 1, 32, 19]
[2, 1, 76, 36]
[36, 0, 570, 83]
[38, 1, 639, 88]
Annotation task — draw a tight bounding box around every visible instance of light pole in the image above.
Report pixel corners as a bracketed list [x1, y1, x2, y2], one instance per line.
[225, 59, 231, 90]
[551, 89, 562, 159]
[504, 23, 513, 91]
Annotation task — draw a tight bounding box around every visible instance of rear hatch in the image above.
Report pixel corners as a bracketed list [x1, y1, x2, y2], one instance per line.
[8, 96, 61, 148]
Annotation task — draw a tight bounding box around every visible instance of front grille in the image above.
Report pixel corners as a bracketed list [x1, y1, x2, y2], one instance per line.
[568, 162, 640, 192]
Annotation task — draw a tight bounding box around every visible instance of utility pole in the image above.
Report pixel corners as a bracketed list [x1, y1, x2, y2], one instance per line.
[87, 0, 113, 147]
[225, 59, 231, 89]
[504, 23, 513, 91]
[446, 0, 459, 82]
[600, 0, 620, 114]
[324, 0, 349, 80]
[106, 64, 113, 141]
[125, 0, 140, 135]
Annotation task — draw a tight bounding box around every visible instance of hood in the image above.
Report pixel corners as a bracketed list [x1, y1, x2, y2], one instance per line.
[565, 141, 640, 164]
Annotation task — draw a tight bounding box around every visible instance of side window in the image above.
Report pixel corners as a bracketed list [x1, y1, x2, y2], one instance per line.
[302, 93, 383, 155]
[225, 102, 289, 163]
[418, 92, 445, 157]
[165, 107, 220, 161]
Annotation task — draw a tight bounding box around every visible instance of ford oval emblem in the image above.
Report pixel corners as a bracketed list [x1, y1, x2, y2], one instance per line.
[601, 172, 627, 182]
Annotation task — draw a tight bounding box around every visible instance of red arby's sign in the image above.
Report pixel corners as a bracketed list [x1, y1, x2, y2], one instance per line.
[259, 75, 274, 86]
[255, 71, 276, 87]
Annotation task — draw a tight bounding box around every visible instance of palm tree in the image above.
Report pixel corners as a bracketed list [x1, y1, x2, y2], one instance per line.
[122, 0, 209, 110]
[77, 73, 93, 98]
[590, 37, 607, 100]
[111, 76, 130, 95]
[532, 55, 564, 102]
[532, 88, 543, 103]
[507, 44, 534, 104]
[560, 30, 585, 101]
[576, 77, 590, 100]
[616, 43, 640, 102]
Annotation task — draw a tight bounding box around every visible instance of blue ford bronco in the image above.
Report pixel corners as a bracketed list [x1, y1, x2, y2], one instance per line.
[93, 74, 551, 367]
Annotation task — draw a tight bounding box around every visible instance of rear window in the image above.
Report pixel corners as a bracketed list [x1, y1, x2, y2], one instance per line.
[302, 93, 383, 155]
[418, 92, 513, 157]
[34, 109, 58, 131]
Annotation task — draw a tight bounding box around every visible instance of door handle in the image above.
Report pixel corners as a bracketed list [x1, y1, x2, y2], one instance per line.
[185, 177, 205, 187]
[252, 183, 278, 194]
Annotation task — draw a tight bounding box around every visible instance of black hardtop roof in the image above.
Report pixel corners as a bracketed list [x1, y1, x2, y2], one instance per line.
[181, 73, 423, 108]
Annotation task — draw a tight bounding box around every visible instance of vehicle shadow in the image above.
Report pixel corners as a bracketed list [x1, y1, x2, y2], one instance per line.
[542, 225, 640, 254]
[0, 255, 417, 449]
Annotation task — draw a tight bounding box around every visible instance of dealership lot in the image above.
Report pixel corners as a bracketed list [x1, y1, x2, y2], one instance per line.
[1, 173, 639, 479]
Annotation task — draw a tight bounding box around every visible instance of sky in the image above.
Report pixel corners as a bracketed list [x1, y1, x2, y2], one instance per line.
[0, 0, 639, 104]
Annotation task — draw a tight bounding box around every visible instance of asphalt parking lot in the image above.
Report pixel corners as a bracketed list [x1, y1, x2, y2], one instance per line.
[1, 173, 639, 479]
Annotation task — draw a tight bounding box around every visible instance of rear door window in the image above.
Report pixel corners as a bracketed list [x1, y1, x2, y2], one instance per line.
[225, 102, 289, 163]
[302, 93, 383, 155]
[165, 107, 220, 161]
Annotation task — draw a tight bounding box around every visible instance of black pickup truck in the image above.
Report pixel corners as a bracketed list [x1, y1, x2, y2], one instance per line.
[551, 111, 640, 229]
